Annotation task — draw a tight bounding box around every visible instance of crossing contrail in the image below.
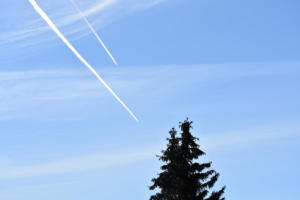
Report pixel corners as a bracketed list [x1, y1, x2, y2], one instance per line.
[28, 0, 139, 122]
[70, 0, 118, 66]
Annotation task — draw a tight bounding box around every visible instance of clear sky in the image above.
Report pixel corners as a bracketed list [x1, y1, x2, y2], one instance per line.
[0, 0, 300, 199]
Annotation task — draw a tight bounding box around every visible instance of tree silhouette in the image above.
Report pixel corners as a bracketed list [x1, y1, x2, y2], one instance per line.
[149, 119, 225, 200]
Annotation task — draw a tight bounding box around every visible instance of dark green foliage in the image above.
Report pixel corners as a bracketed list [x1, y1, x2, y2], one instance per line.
[149, 119, 225, 200]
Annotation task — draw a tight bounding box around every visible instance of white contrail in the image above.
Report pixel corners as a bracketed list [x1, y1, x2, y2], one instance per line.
[28, 0, 139, 122]
[70, 0, 118, 66]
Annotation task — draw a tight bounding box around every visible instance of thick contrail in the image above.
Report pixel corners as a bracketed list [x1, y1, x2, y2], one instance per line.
[28, 0, 139, 122]
[70, 0, 118, 66]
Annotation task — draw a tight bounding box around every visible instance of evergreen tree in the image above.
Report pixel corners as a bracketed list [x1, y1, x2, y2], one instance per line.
[149, 119, 225, 200]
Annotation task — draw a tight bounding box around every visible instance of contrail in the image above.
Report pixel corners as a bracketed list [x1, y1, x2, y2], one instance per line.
[28, 0, 139, 122]
[70, 0, 118, 66]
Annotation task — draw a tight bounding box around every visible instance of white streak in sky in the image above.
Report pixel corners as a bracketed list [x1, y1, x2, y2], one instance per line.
[70, 0, 118, 66]
[28, 0, 139, 122]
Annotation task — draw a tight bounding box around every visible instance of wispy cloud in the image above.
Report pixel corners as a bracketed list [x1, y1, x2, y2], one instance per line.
[201, 121, 300, 150]
[0, 69, 101, 120]
[0, 62, 299, 121]
[70, 0, 118, 65]
[0, 147, 157, 180]
[145, 0, 168, 8]
[0, 0, 168, 48]
[0, 120, 298, 180]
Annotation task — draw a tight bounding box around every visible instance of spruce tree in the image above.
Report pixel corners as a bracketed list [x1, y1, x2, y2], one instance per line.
[149, 119, 225, 200]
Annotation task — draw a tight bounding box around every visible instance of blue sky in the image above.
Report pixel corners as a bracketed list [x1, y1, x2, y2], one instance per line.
[0, 0, 300, 199]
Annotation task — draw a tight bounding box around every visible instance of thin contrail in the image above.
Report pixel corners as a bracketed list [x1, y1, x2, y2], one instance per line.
[28, 0, 139, 122]
[70, 0, 118, 66]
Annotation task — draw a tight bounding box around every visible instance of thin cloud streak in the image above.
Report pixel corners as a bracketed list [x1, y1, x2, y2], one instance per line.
[70, 0, 118, 65]
[0, 148, 156, 180]
[65, 0, 117, 24]
[28, 0, 138, 122]
[0, 121, 298, 180]
[1, 62, 299, 121]
[145, 0, 167, 8]
[201, 122, 300, 150]
[0, 0, 167, 48]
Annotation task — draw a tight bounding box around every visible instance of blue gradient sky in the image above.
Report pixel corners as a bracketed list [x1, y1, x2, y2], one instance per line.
[0, 0, 300, 199]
